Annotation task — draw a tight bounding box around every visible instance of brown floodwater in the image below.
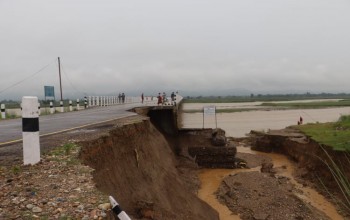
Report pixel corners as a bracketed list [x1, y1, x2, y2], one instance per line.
[181, 103, 347, 220]
[197, 147, 344, 220]
[182, 104, 350, 137]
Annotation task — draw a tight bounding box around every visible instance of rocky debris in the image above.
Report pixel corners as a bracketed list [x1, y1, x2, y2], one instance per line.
[260, 162, 275, 174]
[185, 128, 242, 168]
[0, 144, 114, 219]
[216, 171, 331, 220]
[211, 129, 227, 146]
[188, 144, 240, 168]
[136, 200, 155, 219]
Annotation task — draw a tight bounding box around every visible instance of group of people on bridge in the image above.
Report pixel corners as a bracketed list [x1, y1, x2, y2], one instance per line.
[118, 93, 126, 103]
[157, 92, 176, 106]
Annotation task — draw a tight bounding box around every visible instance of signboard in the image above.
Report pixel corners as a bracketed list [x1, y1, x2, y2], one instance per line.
[203, 106, 216, 115]
[44, 86, 55, 99]
[203, 105, 217, 128]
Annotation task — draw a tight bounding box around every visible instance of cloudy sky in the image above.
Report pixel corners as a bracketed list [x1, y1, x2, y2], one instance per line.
[1, 0, 350, 100]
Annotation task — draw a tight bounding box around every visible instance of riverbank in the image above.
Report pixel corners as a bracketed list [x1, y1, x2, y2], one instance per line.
[1, 104, 349, 219]
[0, 115, 219, 219]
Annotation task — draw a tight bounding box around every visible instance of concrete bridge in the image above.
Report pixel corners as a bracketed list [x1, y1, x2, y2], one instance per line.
[0, 95, 183, 146]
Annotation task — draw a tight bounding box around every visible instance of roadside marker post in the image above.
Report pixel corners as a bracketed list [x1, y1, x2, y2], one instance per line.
[60, 101, 64, 113]
[109, 196, 131, 220]
[69, 100, 73, 111]
[38, 102, 41, 116]
[77, 99, 80, 110]
[84, 97, 87, 109]
[1, 104, 5, 119]
[22, 96, 40, 165]
[49, 102, 54, 114]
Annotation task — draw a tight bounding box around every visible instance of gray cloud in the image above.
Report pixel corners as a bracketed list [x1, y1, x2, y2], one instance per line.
[1, 0, 350, 100]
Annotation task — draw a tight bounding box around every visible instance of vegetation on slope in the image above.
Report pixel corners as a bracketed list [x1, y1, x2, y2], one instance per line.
[297, 115, 350, 151]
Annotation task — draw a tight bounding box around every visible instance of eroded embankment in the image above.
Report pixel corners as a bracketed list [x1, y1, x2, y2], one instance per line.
[79, 118, 219, 220]
[251, 128, 350, 217]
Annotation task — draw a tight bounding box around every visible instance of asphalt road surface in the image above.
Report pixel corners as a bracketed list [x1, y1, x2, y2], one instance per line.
[0, 102, 146, 146]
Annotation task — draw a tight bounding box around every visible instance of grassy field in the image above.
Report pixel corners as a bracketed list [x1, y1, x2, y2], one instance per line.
[297, 115, 350, 151]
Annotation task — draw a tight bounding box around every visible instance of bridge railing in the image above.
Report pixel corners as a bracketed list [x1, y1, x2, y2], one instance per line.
[0, 94, 183, 119]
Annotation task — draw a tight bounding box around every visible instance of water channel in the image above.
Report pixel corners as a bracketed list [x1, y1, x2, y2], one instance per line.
[180, 102, 350, 220]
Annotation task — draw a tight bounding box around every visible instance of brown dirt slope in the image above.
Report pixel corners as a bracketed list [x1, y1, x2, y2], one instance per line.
[79, 119, 219, 220]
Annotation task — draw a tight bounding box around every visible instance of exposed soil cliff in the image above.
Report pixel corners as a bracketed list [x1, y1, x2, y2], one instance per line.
[79, 118, 219, 220]
[250, 128, 350, 217]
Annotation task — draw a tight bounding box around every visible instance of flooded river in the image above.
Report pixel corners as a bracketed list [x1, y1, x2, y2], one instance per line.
[180, 102, 348, 220]
[181, 103, 350, 137]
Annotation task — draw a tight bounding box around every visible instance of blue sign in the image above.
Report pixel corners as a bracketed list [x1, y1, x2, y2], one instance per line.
[44, 86, 55, 97]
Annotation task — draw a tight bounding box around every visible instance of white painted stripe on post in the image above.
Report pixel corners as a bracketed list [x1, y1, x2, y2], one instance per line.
[69, 100, 73, 111]
[22, 96, 40, 165]
[77, 99, 80, 110]
[109, 196, 131, 220]
[60, 101, 64, 113]
[50, 102, 54, 114]
[1, 103, 5, 119]
[84, 96, 87, 109]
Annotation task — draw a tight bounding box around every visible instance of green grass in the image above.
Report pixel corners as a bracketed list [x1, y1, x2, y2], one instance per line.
[297, 115, 350, 151]
[48, 143, 79, 156]
[317, 146, 350, 214]
[261, 99, 350, 109]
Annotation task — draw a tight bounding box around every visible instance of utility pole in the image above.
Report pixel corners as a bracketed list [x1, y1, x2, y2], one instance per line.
[58, 57, 63, 101]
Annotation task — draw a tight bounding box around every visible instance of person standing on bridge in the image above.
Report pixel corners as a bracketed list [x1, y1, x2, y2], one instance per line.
[171, 92, 175, 105]
[157, 93, 162, 105]
[141, 93, 144, 104]
[118, 93, 122, 103]
[122, 93, 125, 103]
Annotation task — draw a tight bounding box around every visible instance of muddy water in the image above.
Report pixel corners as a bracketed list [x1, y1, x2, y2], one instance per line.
[182, 105, 350, 137]
[197, 146, 344, 220]
[181, 103, 348, 220]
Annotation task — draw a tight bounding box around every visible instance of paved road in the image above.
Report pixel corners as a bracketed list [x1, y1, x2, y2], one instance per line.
[0, 102, 148, 145]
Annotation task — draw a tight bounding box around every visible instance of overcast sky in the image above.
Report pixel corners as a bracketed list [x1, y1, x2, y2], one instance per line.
[1, 0, 350, 100]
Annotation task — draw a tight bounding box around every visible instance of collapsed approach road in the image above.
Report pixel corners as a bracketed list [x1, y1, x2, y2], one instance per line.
[0, 102, 145, 146]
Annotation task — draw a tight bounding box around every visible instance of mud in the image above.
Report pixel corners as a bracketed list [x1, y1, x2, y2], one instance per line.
[1, 105, 349, 219]
[216, 171, 330, 220]
[251, 128, 350, 212]
[78, 119, 219, 220]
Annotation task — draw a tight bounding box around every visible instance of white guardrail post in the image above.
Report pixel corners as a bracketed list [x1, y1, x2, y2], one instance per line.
[60, 101, 64, 113]
[109, 196, 131, 220]
[1, 104, 5, 119]
[22, 96, 40, 165]
[50, 102, 54, 114]
[69, 100, 73, 111]
[77, 99, 80, 110]
[84, 97, 87, 109]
